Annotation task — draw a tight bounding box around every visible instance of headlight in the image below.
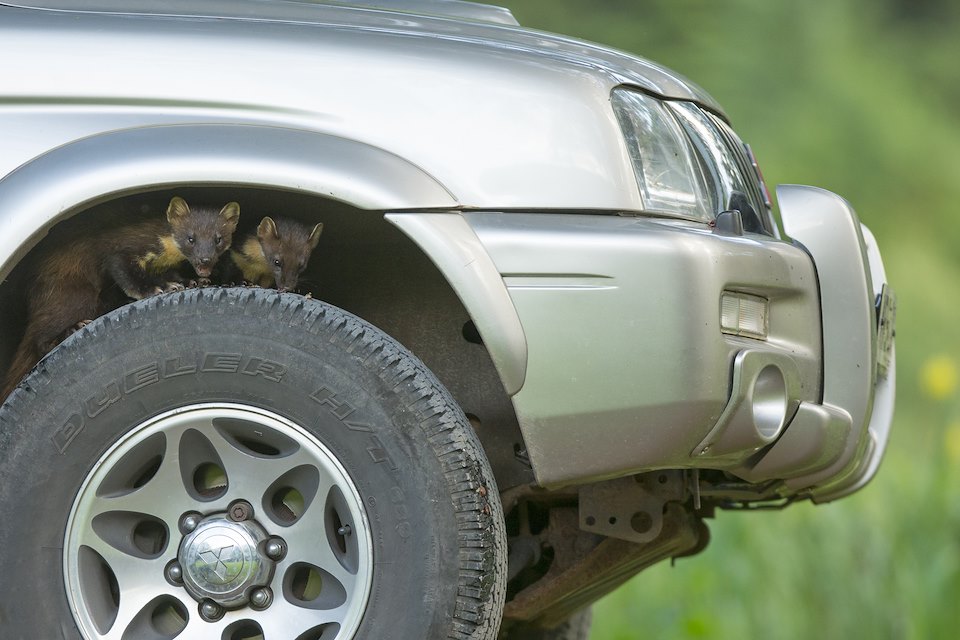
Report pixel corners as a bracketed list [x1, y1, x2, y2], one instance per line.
[612, 88, 712, 220]
[668, 101, 771, 234]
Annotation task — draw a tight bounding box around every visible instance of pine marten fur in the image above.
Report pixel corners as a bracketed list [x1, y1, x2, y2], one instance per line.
[1, 196, 240, 399]
[222, 216, 323, 291]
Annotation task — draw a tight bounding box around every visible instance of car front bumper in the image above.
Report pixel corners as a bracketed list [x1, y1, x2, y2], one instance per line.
[775, 185, 896, 502]
[391, 188, 894, 500]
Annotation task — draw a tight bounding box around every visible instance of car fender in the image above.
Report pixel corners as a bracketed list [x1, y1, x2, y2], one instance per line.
[385, 212, 528, 397]
[0, 123, 458, 279]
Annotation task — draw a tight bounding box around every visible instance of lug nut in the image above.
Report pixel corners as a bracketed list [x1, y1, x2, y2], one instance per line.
[228, 500, 254, 522]
[250, 586, 273, 610]
[165, 560, 183, 584]
[264, 538, 286, 561]
[180, 512, 203, 534]
[199, 599, 224, 622]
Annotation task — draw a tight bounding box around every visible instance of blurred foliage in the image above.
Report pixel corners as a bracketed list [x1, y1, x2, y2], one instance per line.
[505, 1, 960, 638]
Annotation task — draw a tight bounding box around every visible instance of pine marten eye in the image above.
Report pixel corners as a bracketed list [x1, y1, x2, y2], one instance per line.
[274, 259, 282, 267]
[187, 235, 195, 245]
[215, 235, 223, 246]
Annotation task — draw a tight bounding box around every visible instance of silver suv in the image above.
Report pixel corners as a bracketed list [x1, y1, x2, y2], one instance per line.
[0, 2, 896, 639]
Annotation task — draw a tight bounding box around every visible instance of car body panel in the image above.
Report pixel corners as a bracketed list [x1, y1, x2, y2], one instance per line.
[3, 1, 723, 114]
[464, 212, 823, 487]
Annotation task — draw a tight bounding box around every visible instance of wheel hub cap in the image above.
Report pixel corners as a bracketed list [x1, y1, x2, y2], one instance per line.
[179, 516, 271, 608]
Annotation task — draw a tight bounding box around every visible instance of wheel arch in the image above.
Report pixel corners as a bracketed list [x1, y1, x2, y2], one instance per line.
[385, 212, 528, 396]
[0, 123, 458, 280]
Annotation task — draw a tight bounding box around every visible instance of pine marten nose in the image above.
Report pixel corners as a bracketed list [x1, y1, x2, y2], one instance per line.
[199, 257, 211, 265]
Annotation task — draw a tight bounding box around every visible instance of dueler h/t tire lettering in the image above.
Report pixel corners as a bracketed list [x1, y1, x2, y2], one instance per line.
[0, 288, 506, 639]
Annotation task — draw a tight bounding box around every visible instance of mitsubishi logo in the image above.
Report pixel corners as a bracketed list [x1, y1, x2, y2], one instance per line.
[192, 533, 245, 585]
[200, 542, 239, 581]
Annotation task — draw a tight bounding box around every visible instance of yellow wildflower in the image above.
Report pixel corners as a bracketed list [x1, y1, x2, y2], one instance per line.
[920, 355, 958, 400]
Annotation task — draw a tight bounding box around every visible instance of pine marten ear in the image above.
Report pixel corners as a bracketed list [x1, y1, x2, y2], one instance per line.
[257, 217, 280, 241]
[219, 202, 240, 231]
[308, 222, 324, 250]
[166, 197, 190, 225]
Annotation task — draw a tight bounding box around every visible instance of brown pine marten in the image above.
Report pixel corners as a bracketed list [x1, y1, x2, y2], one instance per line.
[223, 216, 323, 291]
[1, 196, 240, 399]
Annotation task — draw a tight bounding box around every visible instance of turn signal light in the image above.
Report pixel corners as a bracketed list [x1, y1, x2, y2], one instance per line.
[721, 292, 768, 339]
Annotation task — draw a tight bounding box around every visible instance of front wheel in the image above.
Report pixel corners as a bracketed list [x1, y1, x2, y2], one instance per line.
[0, 288, 506, 639]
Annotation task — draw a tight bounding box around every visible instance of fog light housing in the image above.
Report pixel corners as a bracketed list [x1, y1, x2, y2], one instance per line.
[721, 292, 768, 339]
[692, 350, 799, 459]
[752, 365, 788, 439]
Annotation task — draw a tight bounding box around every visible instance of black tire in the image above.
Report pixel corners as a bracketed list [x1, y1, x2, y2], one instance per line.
[0, 288, 506, 640]
[499, 608, 592, 640]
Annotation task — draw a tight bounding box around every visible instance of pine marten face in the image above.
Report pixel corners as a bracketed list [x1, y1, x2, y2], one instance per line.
[166, 197, 240, 278]
[256, 216, 323, 292]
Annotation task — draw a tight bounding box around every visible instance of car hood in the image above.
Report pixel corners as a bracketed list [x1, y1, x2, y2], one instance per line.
[2, 0, 725, 116]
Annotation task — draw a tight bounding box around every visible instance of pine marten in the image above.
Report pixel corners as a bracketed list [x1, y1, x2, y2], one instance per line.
[1, 196, 240, 399]
[223, 216, 323, 291]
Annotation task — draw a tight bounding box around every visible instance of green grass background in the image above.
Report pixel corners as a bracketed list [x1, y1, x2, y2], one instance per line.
[504, 1, 960, 637]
